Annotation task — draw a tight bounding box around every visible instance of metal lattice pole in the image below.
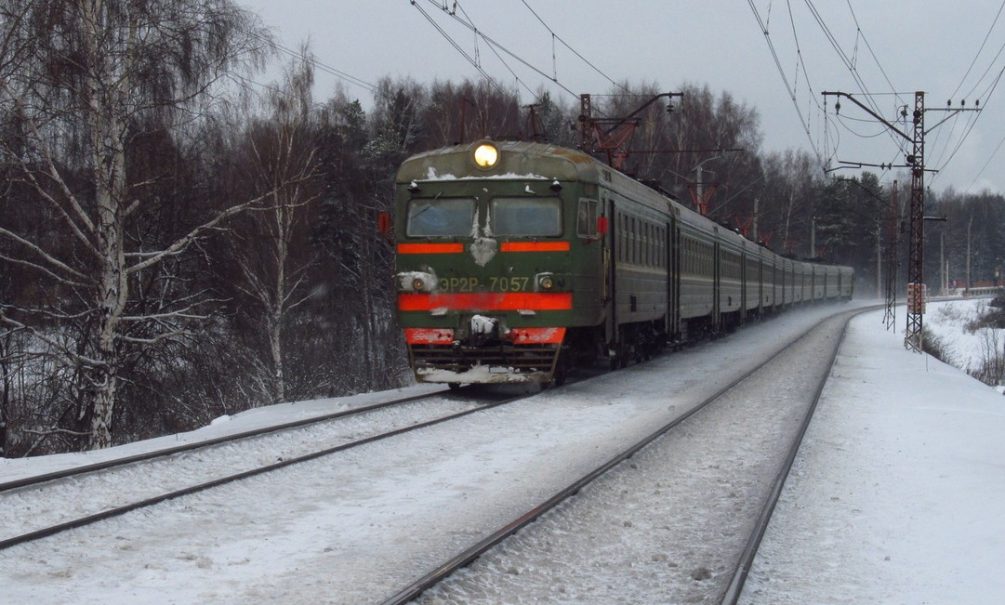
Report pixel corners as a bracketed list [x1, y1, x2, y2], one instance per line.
[905, 92, 926, 352]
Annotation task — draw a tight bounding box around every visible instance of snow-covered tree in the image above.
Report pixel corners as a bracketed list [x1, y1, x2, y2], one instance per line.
[0, 0, 271, 449]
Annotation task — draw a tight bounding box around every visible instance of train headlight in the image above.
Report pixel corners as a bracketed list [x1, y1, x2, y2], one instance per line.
[538, 275, 554, 290]
[473, 143, 499, 169]
[398, 271, 437, 292]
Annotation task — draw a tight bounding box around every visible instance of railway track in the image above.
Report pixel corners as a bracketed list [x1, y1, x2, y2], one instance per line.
[386, 305, 877, 605]
[0, 387, 528, 551]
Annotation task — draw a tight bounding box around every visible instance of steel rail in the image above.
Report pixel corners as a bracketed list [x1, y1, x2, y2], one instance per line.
[717, 305, 877, 605]
[0, 389, 449, 493]
[0, 393, 520, 552]
[379, 304, 879, 605]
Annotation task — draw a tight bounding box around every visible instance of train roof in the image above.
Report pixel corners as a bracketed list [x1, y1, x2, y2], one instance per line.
[398, 140, 682, 220]
[396, 140, 601, 184]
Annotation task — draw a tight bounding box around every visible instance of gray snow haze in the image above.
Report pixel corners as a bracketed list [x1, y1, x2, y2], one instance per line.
[238, 1, 1005, 195]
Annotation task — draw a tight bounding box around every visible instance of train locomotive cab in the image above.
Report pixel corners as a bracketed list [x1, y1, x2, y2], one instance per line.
[393, 141, 604, 386]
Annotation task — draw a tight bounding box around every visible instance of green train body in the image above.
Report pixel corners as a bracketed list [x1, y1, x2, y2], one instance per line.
[392, 140, 853, 386]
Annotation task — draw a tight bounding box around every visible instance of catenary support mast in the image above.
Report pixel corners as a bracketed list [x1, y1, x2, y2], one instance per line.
[905, 92, 926, 351]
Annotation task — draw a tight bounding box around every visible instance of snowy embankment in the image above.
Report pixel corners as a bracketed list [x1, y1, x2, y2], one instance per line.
[741, 306, 1005, 604]
[924, 297, 1004, 381]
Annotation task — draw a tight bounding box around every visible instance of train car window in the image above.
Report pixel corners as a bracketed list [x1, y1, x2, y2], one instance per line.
[643, 222, 651, 265]
[577, 198, 598, 237]
[657, 227, 663, 268]
[635, 219, 640, 265]
[490, 197, 561, 236]
[638, 218, 644, 265]
[406, 198, 476, 237]
[652, 225, 656, 267]
[644, 223, 650, 266]
[651, 224, 659, 265]
[642, 223, 647, 266]
[630, 217, 636, 264]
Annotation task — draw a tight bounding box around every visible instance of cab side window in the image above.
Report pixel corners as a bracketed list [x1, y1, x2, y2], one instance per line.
[577, 198, 598, 238]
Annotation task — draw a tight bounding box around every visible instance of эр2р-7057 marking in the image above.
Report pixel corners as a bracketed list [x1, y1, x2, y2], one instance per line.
[389, 140, 853, 388]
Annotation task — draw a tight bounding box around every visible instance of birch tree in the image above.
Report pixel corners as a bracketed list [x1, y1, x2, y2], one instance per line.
[0, 0, 270, 450]
[230, 53, 320, 404]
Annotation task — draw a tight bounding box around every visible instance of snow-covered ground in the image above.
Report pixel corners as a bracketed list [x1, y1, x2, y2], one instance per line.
[924, 297, 1003, 376]
[741, 303, 1005, 604]
[2, 300, 1003, 604]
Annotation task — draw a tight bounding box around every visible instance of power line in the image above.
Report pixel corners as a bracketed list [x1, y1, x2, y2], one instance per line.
[420, 1, 580, 100]
[844, 0, 905, 108]
[950, 0, 1005, 100]
[748, 0, 825, 167]
[272, 43, 377, 94]
[517, 0, 625, 92]
[835, 114, 890, 139]
[785, 0, 830, 160]
[966, 129, 1005, 192]
[250, 32, 377, 94]
[960, 32, 1005, 102]
[440, 1, 544, 102]
[932, 62, 1005, 181]
[803, 0, 903, 151]
[441, 1, 549, 101]
[410, 0, 504, 94]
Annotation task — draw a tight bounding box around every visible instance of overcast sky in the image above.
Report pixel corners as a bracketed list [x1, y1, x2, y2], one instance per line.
[238, 1, 1005, 196]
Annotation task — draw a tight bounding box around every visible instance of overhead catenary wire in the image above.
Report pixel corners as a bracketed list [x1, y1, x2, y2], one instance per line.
[785, 0, 833, 163]
[252, 33, 377, 95]
[926, 3, 1005, 171]
[803, 0, 905, 153]
[432, 0, 547, 102]
[844, 0, 905, 110]
[835, 114, 890, 139]
[748, 0, 826, 168]
[410, 0, 506, 96]
[517, 0, 627, 93]
[933, 62, 1005, 185]
[417, 0, 580, 100]
[966, 128, 1005, 193]
[950, 0, 1005, 101]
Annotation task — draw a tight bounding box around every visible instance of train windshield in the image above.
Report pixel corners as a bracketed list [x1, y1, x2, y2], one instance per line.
[406, 198, 476, 237]
[490, 197, 561, 236]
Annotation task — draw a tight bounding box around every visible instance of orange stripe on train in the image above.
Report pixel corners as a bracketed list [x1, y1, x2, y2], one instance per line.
[398, 292, 572, 312]
[396, 242, 464, 254]
[500, 241, 570, 252]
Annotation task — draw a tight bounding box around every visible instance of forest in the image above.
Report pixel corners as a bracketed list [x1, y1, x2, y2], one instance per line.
[2, 1, 1003, 456]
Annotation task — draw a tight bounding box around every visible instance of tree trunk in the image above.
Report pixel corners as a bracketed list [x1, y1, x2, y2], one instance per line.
[0, 332, 9, 457]
[85, 0, 129, 449]
[270, 313, 285, 403]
